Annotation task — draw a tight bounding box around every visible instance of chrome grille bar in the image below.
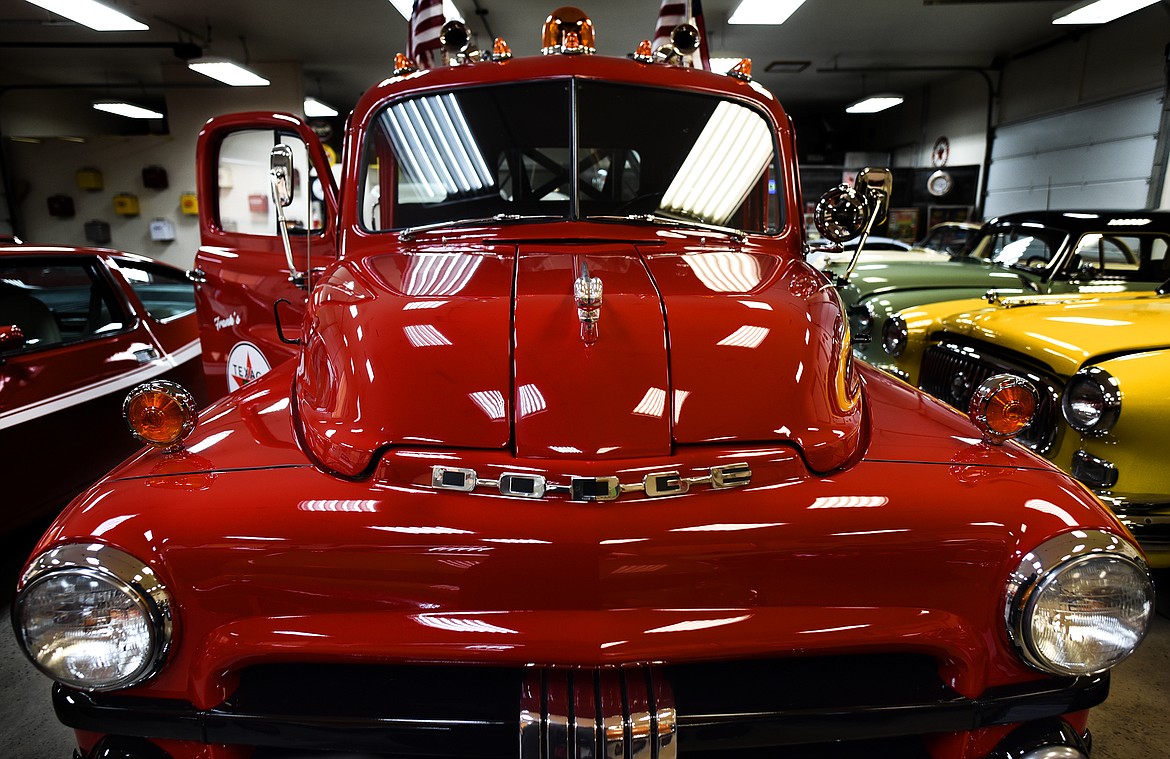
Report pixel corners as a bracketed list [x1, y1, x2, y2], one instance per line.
[520, 667, 676, 759]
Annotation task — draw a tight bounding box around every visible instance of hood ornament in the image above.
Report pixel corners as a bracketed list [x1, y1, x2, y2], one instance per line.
[574, 263, 603, 344]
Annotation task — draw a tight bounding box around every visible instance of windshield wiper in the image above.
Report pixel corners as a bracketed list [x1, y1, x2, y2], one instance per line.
[398, 214, 561, 242]
[586, 213, 747, 242]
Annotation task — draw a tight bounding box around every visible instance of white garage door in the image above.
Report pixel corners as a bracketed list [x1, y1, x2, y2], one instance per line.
[984, 91, 1162, 219]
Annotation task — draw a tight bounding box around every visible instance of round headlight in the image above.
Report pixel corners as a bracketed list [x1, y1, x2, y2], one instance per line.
[1062, 366, 1120, 436]
[14, 544, 172, 691]
[881, 314, 908, 357]
[1005, 530, 1152, 676]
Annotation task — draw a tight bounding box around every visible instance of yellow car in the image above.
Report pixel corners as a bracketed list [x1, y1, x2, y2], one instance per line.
[881, 289, 1170, 567]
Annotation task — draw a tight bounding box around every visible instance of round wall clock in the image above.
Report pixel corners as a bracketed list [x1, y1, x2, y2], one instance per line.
[927, 169, 953, 197]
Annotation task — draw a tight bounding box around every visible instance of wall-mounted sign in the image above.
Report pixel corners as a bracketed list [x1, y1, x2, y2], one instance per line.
[76, 167, 103, 191]
[180, 192, 199, 215]
[113, 193, 140, 216]
[149, 218, 176, 242]
[932, 136, 950, 168]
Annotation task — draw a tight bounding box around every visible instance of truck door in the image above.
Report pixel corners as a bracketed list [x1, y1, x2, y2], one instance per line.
[193, 112, 338, 398]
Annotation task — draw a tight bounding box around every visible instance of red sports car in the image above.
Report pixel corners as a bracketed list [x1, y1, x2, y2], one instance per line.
[0, 245, 203, 529]
[11, 9, 1153, 759]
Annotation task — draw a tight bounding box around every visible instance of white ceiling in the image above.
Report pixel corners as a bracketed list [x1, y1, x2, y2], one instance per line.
[0, 0, 1161, 118]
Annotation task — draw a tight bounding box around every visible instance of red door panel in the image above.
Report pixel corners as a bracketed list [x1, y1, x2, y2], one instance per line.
[194, 112, 338, 399]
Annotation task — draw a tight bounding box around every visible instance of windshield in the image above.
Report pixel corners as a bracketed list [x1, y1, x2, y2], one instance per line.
[359, 80, 782, 233]
[969, 224, 1069, 269]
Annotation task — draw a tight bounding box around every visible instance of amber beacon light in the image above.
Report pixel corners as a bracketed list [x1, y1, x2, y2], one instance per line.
[124, 380, 198, 451]
[968, 374, 1037, 445]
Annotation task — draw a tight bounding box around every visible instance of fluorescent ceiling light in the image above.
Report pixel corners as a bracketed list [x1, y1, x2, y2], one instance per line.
[728, 0, 806, 24]
[23, 0, 147, 31]
[846, 95, 903, 114]
[93, 100, 162, 119]
[188, 57, 270, 87]
[1053, 0, 1158, 24]
[304, 97, 338, 118]
[387, 0, 463, 21]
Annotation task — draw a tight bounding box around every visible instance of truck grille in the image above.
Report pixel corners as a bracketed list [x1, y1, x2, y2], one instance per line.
[919, 341, 1060, 454]
[233, 654, 946, 758]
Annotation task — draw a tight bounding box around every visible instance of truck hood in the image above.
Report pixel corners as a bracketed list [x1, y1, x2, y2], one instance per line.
[295, 236, 863, 477]
[938, 291, 1170, 376]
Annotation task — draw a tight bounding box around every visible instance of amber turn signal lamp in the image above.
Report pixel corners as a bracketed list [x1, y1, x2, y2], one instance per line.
[634, 39, 653, 63]
[393, 52, 418, 76]
[729, 58, 753, 81]
[968, 374, 1036, 445]
[492, 37, 513, 60]
[124, 380, 198, 452]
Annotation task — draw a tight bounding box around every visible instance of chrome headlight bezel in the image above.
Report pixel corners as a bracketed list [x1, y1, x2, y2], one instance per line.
[1004, 530, 1152, 676]
[1061, 366, 1120, 436]
[13, 544, 173, 692]
[881, 314, 908, 357]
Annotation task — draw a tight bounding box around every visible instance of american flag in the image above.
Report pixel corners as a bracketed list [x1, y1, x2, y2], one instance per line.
[652, 0, 709, 70]
[409, 0, 445, 69]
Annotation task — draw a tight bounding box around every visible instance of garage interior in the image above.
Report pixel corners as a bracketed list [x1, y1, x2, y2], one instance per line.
[1, 1, 1169, 757]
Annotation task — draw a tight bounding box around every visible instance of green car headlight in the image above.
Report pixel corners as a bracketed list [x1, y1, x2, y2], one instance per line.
[1062, 366, 1120, 436]
[13, 544, 173, 691]
[1005, 530, 1152, 676]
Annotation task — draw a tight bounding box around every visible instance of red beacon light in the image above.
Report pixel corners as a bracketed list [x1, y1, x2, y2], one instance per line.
[123, 380, 198, 452]
[968, 374, 1037, 445]
[633, 39, 653, 63]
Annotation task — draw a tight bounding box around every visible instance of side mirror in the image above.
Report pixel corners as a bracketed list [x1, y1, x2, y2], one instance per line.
[269, 144, 305, 288]
[270, 144, 294, 209]
[813, 166, 893, 283]
[814, 185, 869, 243]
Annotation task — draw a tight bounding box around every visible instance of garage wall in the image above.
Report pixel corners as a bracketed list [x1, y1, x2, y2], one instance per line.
[1, 62, 302, 269]
[983, 92, 1163, 219]
[872, 5, 1168, 216]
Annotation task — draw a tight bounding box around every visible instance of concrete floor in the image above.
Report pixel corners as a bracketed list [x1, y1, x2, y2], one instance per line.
[1, 518, 1166, 759]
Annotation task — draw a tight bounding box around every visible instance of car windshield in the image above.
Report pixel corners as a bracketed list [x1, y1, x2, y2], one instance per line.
[968, 224, 1069, 270]
[359, 80, 782, 234]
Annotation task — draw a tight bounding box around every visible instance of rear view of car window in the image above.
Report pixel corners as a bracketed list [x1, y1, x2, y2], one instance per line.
[0, 258, 128, 352]
[112, 259, 196, 321]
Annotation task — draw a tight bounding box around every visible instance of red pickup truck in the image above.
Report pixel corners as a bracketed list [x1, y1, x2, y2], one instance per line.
[12, 8, 1152, 759]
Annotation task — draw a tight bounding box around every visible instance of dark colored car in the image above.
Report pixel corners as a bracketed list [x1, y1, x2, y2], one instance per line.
[0, 246, 204, 529]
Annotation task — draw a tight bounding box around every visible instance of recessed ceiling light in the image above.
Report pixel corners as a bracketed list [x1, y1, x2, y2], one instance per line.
[764, 60, 811, 74]
[1053, 0, 1159, 24]
[23, 0, 147, 31]
[304, 97, 338, 118]
[188, 57, 270, 87]
[728, 0, 806, 25]
[845, 95, 904, 114]
[93, 101, 163, 119]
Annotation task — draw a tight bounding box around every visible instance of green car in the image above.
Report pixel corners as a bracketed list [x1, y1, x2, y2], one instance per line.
[827, 210, 1170, 372]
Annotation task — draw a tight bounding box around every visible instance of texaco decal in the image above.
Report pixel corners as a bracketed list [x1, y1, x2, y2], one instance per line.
[226, 341, 272, 393]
